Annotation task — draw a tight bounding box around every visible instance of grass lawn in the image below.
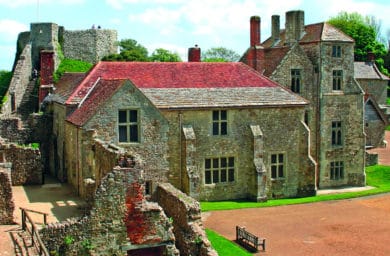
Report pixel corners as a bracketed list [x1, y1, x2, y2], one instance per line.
[201, 165, 390, 212]
[205, 165, 390, 255]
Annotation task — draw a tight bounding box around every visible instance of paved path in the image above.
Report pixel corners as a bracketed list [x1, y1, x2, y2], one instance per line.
[0, 178, 85, 256]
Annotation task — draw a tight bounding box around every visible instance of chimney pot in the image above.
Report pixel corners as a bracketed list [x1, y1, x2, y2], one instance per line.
[188, 45, 201, 62]
[285, 10, 305, 45]
[367, 52, 375, 63]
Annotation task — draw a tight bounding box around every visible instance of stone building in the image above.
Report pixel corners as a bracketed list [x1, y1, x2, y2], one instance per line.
[354, 55, 389, 147]
[49, 53, 316, 201]
[241, 10, 366, 189]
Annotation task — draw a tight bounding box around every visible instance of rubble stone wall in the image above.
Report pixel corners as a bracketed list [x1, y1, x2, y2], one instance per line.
[155, 183, 218, 256]
[0, 165, 14, 224]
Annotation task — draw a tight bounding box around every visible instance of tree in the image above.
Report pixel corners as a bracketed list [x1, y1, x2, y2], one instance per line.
[150, 48, 182, 62]
[202, 47, 241, 62]
[328, 12, 388, 75]
[103, 39, 149, 61]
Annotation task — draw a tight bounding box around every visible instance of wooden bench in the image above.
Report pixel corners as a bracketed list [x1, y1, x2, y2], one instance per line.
[236, 226, 265, 252]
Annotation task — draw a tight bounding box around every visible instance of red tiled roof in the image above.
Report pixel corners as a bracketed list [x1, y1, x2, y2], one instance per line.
[65, 62, 279, 105]
[262, 47, 291, 77]
[53, 72, 86, 103]
[66, 79, 125, 126]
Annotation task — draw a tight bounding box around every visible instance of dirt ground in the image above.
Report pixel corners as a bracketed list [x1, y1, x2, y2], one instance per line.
[203, 193, 390, 256]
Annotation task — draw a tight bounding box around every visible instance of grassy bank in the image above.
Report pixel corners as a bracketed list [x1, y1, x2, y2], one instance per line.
[201, 165, 390, 212]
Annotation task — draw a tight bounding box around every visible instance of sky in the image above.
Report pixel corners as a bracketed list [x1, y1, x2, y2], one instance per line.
[0, 0, 389, 71]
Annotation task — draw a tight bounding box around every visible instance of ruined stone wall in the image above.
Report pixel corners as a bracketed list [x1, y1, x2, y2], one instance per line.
[0, 165, 14, 224]
[155, 183, 217, 256]
[5, 144, 42, 185]
[6, 44, 32, 114]
[41, 167, 178, 256]
[0, 117, 30, 144]
[63, 29, 117, 63]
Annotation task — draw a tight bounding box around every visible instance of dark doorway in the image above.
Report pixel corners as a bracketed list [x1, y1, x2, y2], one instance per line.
[127, 245, 164, 256]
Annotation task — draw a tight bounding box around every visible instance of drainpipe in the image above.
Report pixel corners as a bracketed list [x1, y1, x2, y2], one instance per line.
[179, 112, 183, 191]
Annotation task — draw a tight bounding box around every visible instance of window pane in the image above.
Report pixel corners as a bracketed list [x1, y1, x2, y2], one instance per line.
[220, 110, 227, 120]
[221, 169, 227, 182]
[228, 157, 234, 167]
[213, 170, 219, 183]
[228, 169, 234, 182]
[278, 154, 283, 163]
[212, 123, 219, 135]
[129, 110, 138, 122]
[205, 170, 211, 184]
[213, 158, 219, 168]
[212, 110, 219, 121]
[278, 166, 284, 178]
[129, 124, 138, 142]
[205, 159, 211, 169]
[118, 110, 127, 123]
[271, 166, 277, 179]
[271, 154, 277, 163]
[221, 158, 227, 168]
[119, 126, 127, 142]
[221, 122, 227, 135]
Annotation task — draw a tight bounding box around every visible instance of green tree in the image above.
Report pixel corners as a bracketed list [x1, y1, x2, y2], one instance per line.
[103, 39, 149, 61]
[0, 70, 12, 105]
[150, 48, 182, 62]
[328, 12, 388, 75]
[202, 47, 240, 62]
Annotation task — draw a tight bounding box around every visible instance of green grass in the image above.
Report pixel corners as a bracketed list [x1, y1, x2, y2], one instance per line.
[0, 70, 12, 105]
[206, 229, 252, 256]
[201, 165, 390, 212]
[53, 59, 93, 82]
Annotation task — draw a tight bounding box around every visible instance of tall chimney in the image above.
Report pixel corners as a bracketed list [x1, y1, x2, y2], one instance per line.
[271, 15, 280, 42]
[367, 52, 375, 63]
[188, 45, 201, 62]
[285, 10, 305, 45]
[250, 16, 261, 47]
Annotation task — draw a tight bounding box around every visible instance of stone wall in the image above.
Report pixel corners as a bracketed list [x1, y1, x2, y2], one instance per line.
[365, 152, 378, 166]
[63, 29, 117, 63]
[6, 44, 32, 114]
[41, 166, 179, 256]
[0, 165, 14, 224]
[0, 117, 29, 144]
[0, 142, 42, 185]
[155, 183, 218, 256]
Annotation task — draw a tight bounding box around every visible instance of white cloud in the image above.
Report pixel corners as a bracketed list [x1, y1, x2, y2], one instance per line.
[0, 20, 29, 41]
[0, 45, 16, 70]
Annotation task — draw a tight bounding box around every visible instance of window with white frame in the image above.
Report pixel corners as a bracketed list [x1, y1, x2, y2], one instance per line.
[118, 109, 139, 143]
[330, 161, 344, 180]
[332, 45, 342, 57]
[331, 121, 342, 146]
[212, 110, 227, 135]
[204, 157, 235, 184]
[332, 70, 343, 90]
[271, 153, 285, 179]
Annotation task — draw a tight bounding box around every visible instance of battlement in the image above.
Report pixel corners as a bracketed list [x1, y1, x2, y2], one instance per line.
[16, 22, 118, 70]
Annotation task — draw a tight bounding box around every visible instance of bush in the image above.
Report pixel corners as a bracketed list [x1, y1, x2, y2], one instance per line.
[0, 70, 12, 104]
[53, 59, 93, 82]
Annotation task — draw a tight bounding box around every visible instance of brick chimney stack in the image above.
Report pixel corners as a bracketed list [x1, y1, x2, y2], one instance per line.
[367, 52, 375, 63]
[188, 45, 201, 62]
[285, 10, 305, 45]
[39, 50, 55, 104]
[250, 16, 261, 47]
[271, 15, 280, 42]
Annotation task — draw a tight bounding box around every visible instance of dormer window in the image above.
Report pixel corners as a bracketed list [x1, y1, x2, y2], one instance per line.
[332, 45, 342, 58]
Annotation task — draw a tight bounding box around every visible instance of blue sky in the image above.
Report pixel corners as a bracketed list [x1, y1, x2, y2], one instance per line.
[0, 0, 389, 70]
